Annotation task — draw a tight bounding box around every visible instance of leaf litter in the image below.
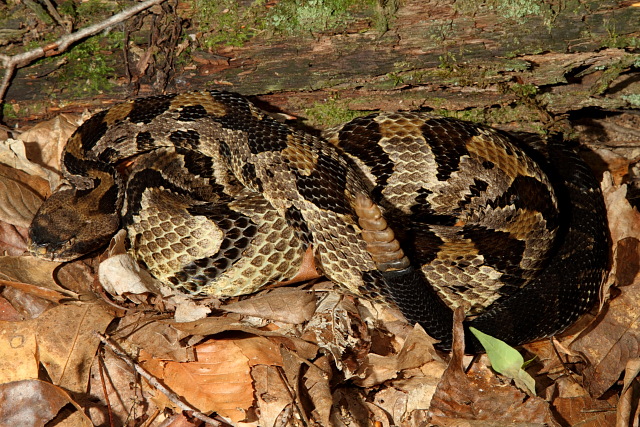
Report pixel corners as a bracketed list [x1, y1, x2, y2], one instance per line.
[0, 113, 637, 426]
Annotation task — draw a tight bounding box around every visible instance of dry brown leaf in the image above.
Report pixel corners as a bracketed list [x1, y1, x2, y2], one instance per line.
[167, 314, 320, 361]
[0, 294, 22, 321]
[0, 320, 39, 383]
[301, 292, 370, 379]
[252, 364, 295, 427]
[115, 312, 193, 362]
[141, 336, 283, 423]
[0, 256, 80, 313]
[1, 285, 56, 320]
[552, 394, 617, 426]
[86, 348, 148, 426]
[0, 169, 45, 229]
[355, 324, 443, 388]
[36, 303, 115, 394]
[278, 344, 303, 399]
[330, 388, 373, 426]
[0, 379, 92, 427]
[0, 162, 50, 198]
[234, 334, 284, 366]
[0, 279, 72, 303]
[303, 355, 333, 426]
[17, 113, 82, 172]
[371, 387, 409, 426]
[617, 358, 640, 426]
[0, 139, 61, 189]
[393, 377, 439, 424]
[429, 309, 559, 426]
[223, 287, 317, 324]
[54, 260, 99, 297]
[168, 313, 279, 336]
[571, 178, 640, 397]
[0, 222, 28, 256]
[0, 255, 60, 286]
[355, 326, 445, 423]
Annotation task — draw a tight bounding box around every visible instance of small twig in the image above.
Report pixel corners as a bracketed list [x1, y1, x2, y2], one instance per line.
[94, 332, 223, 426]
[0, 0, 166, 104]
[97, 353, 116, 427]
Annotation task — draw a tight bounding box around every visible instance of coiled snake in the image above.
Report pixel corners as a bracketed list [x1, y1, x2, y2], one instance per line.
[28, 90, 609, 351]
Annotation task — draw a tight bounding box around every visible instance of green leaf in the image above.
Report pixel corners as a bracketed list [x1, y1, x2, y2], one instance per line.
[469, 327, 536, 395]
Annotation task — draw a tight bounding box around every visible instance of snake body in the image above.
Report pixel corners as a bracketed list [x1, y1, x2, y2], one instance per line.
[28, 90, 608, 350]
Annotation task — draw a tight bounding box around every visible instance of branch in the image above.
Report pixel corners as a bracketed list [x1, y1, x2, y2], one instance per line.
[0, 0, 167, 105]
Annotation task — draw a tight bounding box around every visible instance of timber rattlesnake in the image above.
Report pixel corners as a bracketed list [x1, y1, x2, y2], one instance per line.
[28, 90, 609, 351]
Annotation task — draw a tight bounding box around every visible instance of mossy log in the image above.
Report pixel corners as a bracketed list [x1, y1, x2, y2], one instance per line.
[4, 0, 639, 129]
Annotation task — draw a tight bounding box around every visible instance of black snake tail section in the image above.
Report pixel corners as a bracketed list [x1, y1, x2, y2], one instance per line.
[466, 138, 609, 346]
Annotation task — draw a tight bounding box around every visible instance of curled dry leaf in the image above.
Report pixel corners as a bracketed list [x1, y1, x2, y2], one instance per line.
[0, 164, 47, 229]
[98, 229, 168, 297]
[0, 139, 61, 190]
[616, 358, 640, 427]
[0, 255, 78, 315]
[354, 324, 443, 388]
[223, 287, 317, 324]
[351, 324, 446, 424]
[115, 312, 194, 362]
[301, 292, 370, 379]
[0, 256, 63, 293]
[303, 354, 334, 426]
[17, 113, 83, 173]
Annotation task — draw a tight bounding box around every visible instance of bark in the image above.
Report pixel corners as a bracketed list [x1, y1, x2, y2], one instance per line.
[3, 0, 639, 131]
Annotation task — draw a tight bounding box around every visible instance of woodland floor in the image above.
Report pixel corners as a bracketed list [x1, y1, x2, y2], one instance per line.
[1, 0, 640, 426]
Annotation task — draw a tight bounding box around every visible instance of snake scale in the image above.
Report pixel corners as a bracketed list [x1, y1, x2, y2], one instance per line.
[28, 90, 608, 351]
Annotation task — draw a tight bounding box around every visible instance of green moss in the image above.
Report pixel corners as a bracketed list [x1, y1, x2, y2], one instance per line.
[76, 0, 119, 17]
[601, 20, 640, 49]
[438, 51, 458, 71]
[509, 83, 538, 98]
[2, 101, 51, 121]
[304, 97, 373, 127]
[622, 94, 640, 107]
[266, 0, 371, 35]
[589, 55, 639, 96]
[57, 34, 122, 96]
[192, 0, 388, 48]
[454, 0, 555, 25]
[2, 104, 18, 120]
[195, 0, 263, 48]
[432, 104, 546, 131]
[433, 108, 487, 123]
[58, 0, 77, 18]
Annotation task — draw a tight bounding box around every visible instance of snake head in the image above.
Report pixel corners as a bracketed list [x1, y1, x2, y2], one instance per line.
[28, 188, 121, 262]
